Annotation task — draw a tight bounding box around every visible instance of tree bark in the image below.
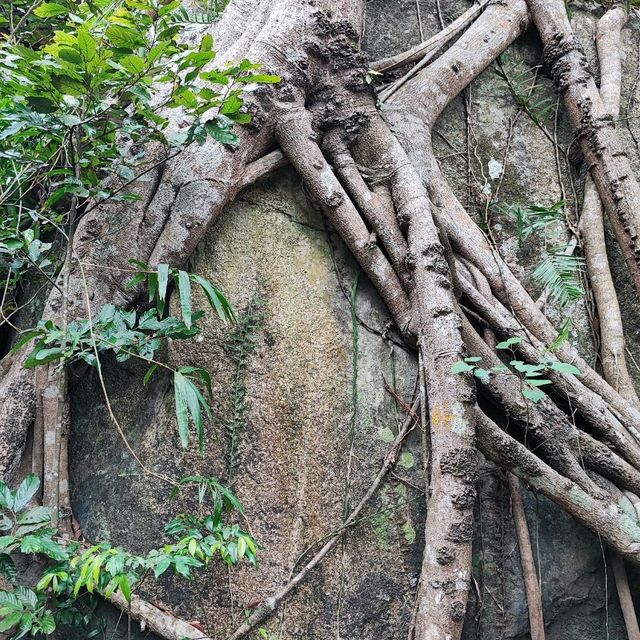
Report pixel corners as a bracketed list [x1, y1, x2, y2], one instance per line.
[526, 0, 640, 297]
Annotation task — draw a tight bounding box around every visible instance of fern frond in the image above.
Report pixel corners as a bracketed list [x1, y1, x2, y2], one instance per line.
[532, 250, 584, 308]
[495, 56, 553, 125]
[174, 0, 229, 24]
[494, 200, 564, 244]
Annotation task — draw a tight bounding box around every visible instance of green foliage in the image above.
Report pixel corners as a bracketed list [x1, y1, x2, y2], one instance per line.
[495, 57, 554, 125]
[174, 0, 230, 24]
[0, 474, 257, 638]
[494, 199, 583, 309]
[13, 264, 234, 453]
[223, 293, 265, 481]
[1, 2, 272, 636]
[532, 250, 584, 309]
[452, 336, 581, 404]
[495, 200, 565, 245]
[0, 0, 278, 317]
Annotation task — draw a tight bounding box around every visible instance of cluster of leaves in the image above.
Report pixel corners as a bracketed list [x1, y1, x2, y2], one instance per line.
[0, 474, 257, 638]
[452, 336, 581, 403]
[495, 199, 584, 309]
[174, 0, 230, 24]
[0, 0, 278, 317]
[532, 251, 584, 309]
[14, 263, 234, 452]
[495, 199, 565, 246]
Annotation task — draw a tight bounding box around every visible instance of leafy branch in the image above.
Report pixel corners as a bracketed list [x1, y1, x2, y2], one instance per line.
[13, 263, 236, 453]
[0, 474, 257, 638]
[452, 336, 581, 403]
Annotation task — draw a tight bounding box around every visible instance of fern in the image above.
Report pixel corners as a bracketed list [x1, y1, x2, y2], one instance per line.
[174, 0, 229, 24]
[495, 57, 555, 125]
[533, 250, 584, 309]
[495, 200, 564, 245]
[223, 293, 265, 482]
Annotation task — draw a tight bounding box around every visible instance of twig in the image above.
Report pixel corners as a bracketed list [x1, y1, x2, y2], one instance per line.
[224, 399, 420, 640]
[371, 1, 490, 73]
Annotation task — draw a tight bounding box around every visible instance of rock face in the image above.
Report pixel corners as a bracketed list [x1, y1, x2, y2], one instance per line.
[70, 1, 640, 638]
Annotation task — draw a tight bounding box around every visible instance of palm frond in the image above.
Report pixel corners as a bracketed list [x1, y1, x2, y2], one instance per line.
[494, 200, 564, 244]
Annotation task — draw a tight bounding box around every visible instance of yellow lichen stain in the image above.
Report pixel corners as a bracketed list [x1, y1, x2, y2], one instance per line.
[430, 402, 467, 434]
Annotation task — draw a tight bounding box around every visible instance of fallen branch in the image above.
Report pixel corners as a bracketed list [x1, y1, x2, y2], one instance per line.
[107, 592, 211, 640]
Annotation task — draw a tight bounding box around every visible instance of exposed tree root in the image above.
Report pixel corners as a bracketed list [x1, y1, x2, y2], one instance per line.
[507, 474, 546, 640]
[107, 592, 212, 640]
[476, 410, 640, 564]
[612, 553, 640, 640]
[526, 0, 640, 296]
[580, 7, 638, 405]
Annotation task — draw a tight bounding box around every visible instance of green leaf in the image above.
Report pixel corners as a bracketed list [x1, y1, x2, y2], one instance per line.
[190, 274, 234, 323]
[120, 54, 145, 75]
[34, 2, 68, 17]
[464, 356, 482, 363]
[221, 93, 243, 115]
[77, 29, 97, 62]
[548, 361, 581, 376]
[118, 575, 132, 602]
[204, 120, 239, 146]
[157, 263, 169, 304]
[26, 96, 58, 114]
[532, 251, 584, 309]
[13, 475, 40, 511]
[451, 361, 474, 374]
[174, 372, 191, 448]
[39, 612, 56, 634]
[0, 483, 12, 510]
[143, 364, 159, 385]
[177, 270, 192, 329]
[496, 336, 523, 350]
[398, 452, 415, 469]
[237, 536, 246, 559]
[378, 427, 395, 443]
[153, 557, 171, 578]
[527, 379, 552, 387]
[51, 74, 85, 96]
[0, 555, 16, 581]
[200, 34, 214, 52]
[106, 24, 143, 49]
[522, 388, 545, 403]
[10, 330, 42, 354]
[237, 73, 280, 84]
[473, 368, 490, 380]
[0, 610, 22, 632]
[401, 520, 416, 544]
[16, 506, 51, 525]
[0, 537, 17, 551]
[125, 272, 146, 289]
